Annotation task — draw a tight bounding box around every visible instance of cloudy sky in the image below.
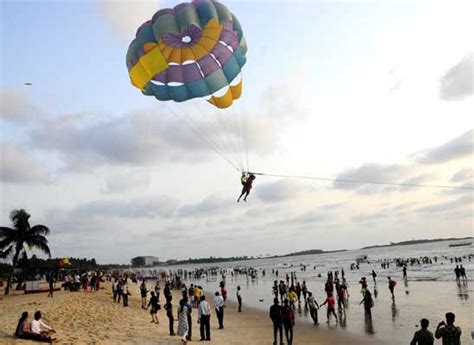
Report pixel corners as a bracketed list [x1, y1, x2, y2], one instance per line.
[1, 0, 472, 264]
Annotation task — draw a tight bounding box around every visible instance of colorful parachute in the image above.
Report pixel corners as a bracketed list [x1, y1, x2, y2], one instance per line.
[126, 0, 247, 109]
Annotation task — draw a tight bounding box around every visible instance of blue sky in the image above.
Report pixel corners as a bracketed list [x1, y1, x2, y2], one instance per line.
[1, 1, 472, 263]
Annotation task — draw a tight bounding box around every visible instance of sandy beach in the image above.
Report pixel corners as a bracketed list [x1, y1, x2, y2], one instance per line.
[0, 281, 381, 345]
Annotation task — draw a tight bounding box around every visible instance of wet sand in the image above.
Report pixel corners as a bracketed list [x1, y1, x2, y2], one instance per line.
[1, 281, 375, 344]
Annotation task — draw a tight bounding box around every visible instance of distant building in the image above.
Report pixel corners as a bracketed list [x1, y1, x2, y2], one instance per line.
[131, 256, 160, 267]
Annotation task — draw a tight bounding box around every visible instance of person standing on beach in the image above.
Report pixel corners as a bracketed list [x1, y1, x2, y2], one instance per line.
[454, 266, 460, 282]
[410, 319, 434, 345]
[282, 299, 295, 345]
[236, 285, 242, 312]
[435, 312, 461, 345]
[140, 280, 148, 309]
[122, 279, 129, 307]
[177, 299, 189, 344]
[459, 265, 467, 281]
[184, 297, 193, 341]
[269, 298, 284, 345]
[371, 270, 377, 284]
[295, 282, 302, 304]
[154, 281, 161, 302]
[213, 291, 225, 329]
[148, 291, 160, 324]
[188, 284, 194, 305]
[403, 266, 408, 280]
[301, 281, 308, 305]
[307, 292, 319, 324]
[112, 279, 118, 302]
[164, 300, 176, 336]
[164, 282, 172, 303]
[198, 295, 211, 341]
[320, 293, 338, 323]
[388, 277, 397, 299]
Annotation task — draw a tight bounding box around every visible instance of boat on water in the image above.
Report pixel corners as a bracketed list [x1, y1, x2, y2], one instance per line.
[449, 242, 472, 247]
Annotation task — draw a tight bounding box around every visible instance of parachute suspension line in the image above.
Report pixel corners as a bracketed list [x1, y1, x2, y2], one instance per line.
[164, 103, 241, 173]
[192, 99, 243, 172]
[248, 172, 474, 190]
[200, 99, 243, 172]
[239, 73, 250, 173]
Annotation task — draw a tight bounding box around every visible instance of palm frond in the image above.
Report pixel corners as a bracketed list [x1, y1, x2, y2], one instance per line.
[0, 245, 13, 258]
[0, 227, 16, 238]
[30, 225, 50, 236]
[24, 238, 51, 258]
[0, 237, 15, 249]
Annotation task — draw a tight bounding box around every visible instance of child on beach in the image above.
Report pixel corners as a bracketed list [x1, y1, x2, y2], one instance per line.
[147, 291, 160, 324]
[320, 293, 338, 323]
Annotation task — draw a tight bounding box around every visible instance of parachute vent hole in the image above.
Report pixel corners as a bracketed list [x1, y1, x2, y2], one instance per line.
[182, 35, 192, 43]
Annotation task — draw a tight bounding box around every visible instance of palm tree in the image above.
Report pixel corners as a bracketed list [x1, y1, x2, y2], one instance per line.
[0, 209, 51, 295]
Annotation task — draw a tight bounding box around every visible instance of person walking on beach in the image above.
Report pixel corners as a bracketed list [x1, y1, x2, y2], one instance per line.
[177, 299, 189, 344]
[435, 312, 461, 345]
[388, 277, 397, 299]
[236, 285, 242, 312]
[282, 299, 295, 345]
[148, 291, 160, 324]
[213, 291, 225, 329]
[320, 293, 338, 323]
[307, 292, 319, 324]
[360, 289, 374, 318]
[198, 295, 211, 341]
[116, 279, 123, 304]
[269, 298, 284, 345]
[403, 266, 408, 280]
[410, 318, 434, 345]
[140, 280, 148, 309]
[164, 300, 176, 336]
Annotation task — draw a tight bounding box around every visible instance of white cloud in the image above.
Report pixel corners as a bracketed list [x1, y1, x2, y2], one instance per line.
[97, 0, 159, 40]
[0, 89, 42, 123]
[414, 129, 473, 164]
[0, 142, 49, 183]
[440, 53, 473, 101]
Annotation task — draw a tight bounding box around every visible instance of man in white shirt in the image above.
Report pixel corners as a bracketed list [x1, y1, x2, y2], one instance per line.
[30, 311, 55, 338]
[213, 291, 225, 329]
[198, 295, 211, 341]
